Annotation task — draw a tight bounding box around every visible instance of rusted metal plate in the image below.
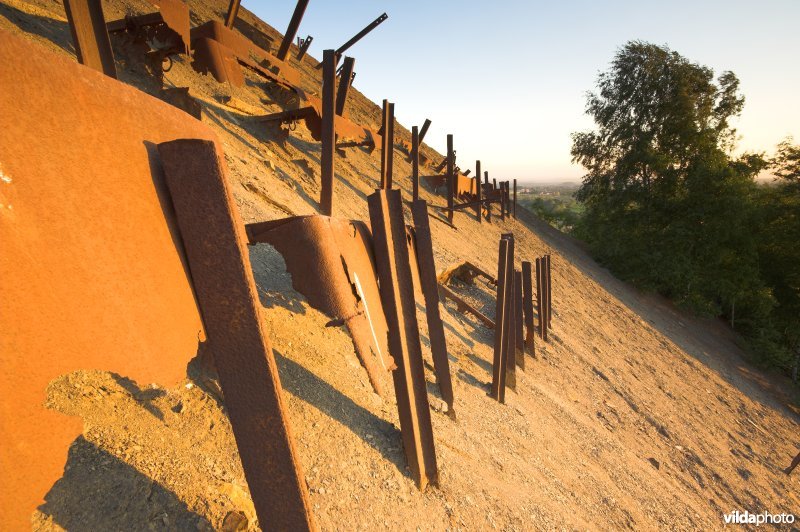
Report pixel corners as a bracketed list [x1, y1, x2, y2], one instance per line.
[320, 49, 335, 216]
[246, 216, 395, 396]
[0, 29, 216, 528]
[63, 0, 116, 77]
[277, 0, 310, 61]
[411, 200, 455, 415]
[158, 140, 316, 531]
[514, 270, 525, 368]
[368, 190, 439, 490]
[522, 261, 536, 357]
[192, 36, 245, 86]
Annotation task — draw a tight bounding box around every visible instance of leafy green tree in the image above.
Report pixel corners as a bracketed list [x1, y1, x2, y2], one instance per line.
[570, 41, 794, 372]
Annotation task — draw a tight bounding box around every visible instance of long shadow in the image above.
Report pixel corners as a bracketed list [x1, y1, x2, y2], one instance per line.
[110, 374, 166, 420]
[38, 436, 211, 530]
[0, 4, 73, 53]
[273, 351, 409, 479]
[514, 206, 800, 420]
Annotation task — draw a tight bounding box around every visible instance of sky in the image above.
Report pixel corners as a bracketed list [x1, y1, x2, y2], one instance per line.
[251, 1, 800, 184]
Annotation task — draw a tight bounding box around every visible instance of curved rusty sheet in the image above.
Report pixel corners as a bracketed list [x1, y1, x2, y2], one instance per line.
[246, 216, 395, 396]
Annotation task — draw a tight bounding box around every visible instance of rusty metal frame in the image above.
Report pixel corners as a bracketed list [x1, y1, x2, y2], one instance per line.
[158, 139, 315, 530]
[411, 200, 454, 415]
[63, 0, 117, 77]
[277, 0, 310, 61]
[368, 189, 439, 490]
[320, 49, 335, 215]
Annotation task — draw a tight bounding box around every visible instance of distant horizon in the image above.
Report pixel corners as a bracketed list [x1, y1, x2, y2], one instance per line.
[252, 1, 799, 183]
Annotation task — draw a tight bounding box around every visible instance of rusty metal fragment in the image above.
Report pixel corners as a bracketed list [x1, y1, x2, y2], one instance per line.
[192, 36, 245, 86]
[320, 49, 335, 216]
[158, 139, 315, 531]
[368, 190, 439, 490]
[411, 200, 455, 415]
[107, 0, 191, 61]
[522, 261, 536, 357]
[63, 0, 116, 77]
[246, 216, 394, 396]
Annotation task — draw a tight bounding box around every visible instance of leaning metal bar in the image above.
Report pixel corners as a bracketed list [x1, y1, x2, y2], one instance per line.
[224, 0, 240, 28]
[320, 49, 335, 216]
[418, 118, 432, 144]
[490, 238, 510, 403]
[335, 56, 355, 116]
[63, 0, 117, 77]
[277, 0, 310, 61]
[335, 12, 388, 58]
[368, 189, 439, 490]
[503, 234, 516, 391]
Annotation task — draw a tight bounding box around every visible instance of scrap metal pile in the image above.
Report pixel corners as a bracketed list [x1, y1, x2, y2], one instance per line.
[0, 0, 543, 529]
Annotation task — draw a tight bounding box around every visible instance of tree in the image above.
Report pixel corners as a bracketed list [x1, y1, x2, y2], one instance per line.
[571, 41, 787, 369]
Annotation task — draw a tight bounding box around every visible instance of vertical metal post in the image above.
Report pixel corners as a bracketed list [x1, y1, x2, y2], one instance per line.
[446, 134, 454, 224]
[514, 269, 525, 367]
[418, 118, 432, 144]
[500, 181, 506, 222]
[387, 103, 395, 189]
[320, 49, 335, 216]
[502, 234, 516, 390]
[411, 200, 454, 415]
[380, 100, 394, 189]
[535, 257, 545, 341]
[412, 126, 419, 201]
[63, 0, 117, 78]
[277, 0, 310, 61]
[546, 254, 553, 327]
[522, 261, 536, 357]
[475, 160, 482, 223]
[485, 171, 491, 222]
[490, 238, 509, 403]
[297, 35, 313, 60]
[335, 56, 355, 117]
[513, 179, 517, 219]
[224, 0, 241, 28]
[368, 189, 439, 490]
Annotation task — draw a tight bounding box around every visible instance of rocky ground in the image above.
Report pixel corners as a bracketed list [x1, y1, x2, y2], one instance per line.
[2, 0, 799, 530]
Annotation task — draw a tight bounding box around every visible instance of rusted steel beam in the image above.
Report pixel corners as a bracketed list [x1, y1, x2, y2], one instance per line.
[418, 118, 432, 144]
[463, 169, 471, 176]
[411, 200, 455, 415]
[335, 56, 355, 117]
[522, 261, 536, 357]
[514, 269, 525, 368]
[368, 189, 439, 491]
[63, 0, 116, 77]
[412, 125, 420, 201]
[277, 0, 310, 61]
[320, 49, 335, 215]
[546, 254, 553, 327]
[297, 34, 313, 60]
[379, 100, 389, 188]
[502, 235, 516, 390]
[535, 257, 545, 341]
[224, 0, 240, 28]
[513, 179, 517, 219]
[157, 139, 316, 530]
[490, 237, 510, 403]
[446, 134, 454, 224]
[485, 171, 491, 222]
[438, 283, 495, 329]
[475, 161, 482, 223]
[336, 12, 388, 60]
[500, 182, 506, 222]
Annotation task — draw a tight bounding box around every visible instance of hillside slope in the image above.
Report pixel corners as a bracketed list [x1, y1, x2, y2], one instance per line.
[2, 0, 798, 530]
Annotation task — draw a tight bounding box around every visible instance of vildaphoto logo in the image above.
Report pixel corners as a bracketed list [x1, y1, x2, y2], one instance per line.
[723, 510, 795, 526]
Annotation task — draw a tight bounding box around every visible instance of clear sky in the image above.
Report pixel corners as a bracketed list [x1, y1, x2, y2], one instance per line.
[251, 1, 800, 184]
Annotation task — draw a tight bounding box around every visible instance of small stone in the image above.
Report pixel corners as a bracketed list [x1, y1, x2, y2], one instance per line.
[317, 487, 326, 495]
[222, 511, 248, 532]
[647, 457, 660, 470]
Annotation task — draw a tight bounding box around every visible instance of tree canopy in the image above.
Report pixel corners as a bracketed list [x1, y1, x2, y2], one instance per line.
[571, 41, 799, 377]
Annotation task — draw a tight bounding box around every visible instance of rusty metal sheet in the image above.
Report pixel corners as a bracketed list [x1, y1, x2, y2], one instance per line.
[490, 238, 510, 402]
[411, 200, 455, 415]
[191, 36, 245, 86]
[368, 190, 439, 491]
[0, 29, 216, 528]
[522, 261, 536, 357]
[150, 0, 191, 53]
[320, 49, 335, 216]
[514, 269, 525, 369]
[63, 0, 116, 77]
[158, 138, 315, 532]
[246, 216, 395, 396]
